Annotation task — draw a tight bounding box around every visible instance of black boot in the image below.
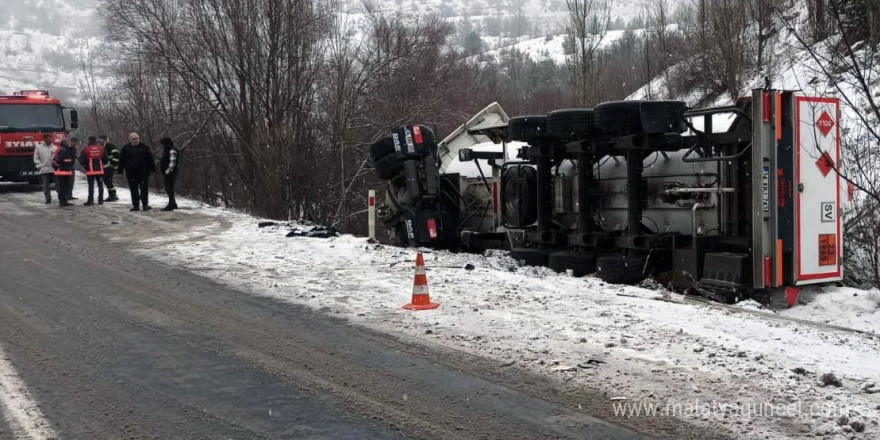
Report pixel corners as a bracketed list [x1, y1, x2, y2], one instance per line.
[161, 205, 175, 211]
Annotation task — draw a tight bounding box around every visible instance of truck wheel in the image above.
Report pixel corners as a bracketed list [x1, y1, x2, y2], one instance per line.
[548, 251, 596, 277]
[546, 109, 595, 141]
[507, 116, 547, 145]
[593, 101, 687, 136]
[501, 165, 538, 227]
[374, 154, 404, 180]
[370, 137, 396, 162]
[596, 254, 647, 284]
[509, 247, 550, 267]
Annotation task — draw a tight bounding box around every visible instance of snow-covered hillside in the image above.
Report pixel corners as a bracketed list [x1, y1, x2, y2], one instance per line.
[0, 0, 99, 98]
[0, 0, 686, 98]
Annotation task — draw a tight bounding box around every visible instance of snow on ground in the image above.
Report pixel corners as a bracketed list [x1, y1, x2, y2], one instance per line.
[783, 287, 880, 335]
[64, 173, 877, 440]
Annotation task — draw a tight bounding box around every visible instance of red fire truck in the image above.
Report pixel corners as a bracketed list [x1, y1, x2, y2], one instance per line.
[0, 90, 79, 183]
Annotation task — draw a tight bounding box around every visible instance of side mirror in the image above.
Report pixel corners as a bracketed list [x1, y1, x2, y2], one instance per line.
[458, 148, 474, 162]
[68, 109, 79, 130]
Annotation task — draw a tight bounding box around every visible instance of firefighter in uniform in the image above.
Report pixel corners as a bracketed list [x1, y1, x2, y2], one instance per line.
[98, 135, 120, 202]
[118, 133, 156, 211]
[79, 136, 108, 206]
[53, 138, 76, 206]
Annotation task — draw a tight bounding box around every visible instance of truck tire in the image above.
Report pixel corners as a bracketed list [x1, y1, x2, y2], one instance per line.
[370, 137, 396, 162]
[507, 116, 547, 145]
[392, 125, 437, 158]
[501, 165, 538, 227]
[374, 154, 404, 180]
[596, 254, 647, 284]
[546, 109, 595, 141]
[509, 247, 550, 267]
[593, 101, 687, 136]
[548, 251, 596, 277]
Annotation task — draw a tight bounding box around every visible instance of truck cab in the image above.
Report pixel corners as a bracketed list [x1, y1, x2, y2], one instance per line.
[0, 90, 78, 183]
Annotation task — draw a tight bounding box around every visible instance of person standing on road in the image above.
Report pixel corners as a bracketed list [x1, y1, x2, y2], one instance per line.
[33, 134, 57, 204]
[117, 133, 156, 211]
[79, 136, 107, 206]
[53, 138, 76, 207]
[159, 137, 179, 211]
[98, 135, 120, 202]
[67, 137, 81, 200]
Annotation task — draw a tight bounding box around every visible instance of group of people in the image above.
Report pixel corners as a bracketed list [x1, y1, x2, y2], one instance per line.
[33, 133, 180, 212]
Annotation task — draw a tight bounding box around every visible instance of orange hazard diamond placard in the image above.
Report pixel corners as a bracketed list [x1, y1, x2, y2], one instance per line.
[816, 151, 834, 177]
[817, 111, 835, 137]
[819, 234, 837, 266]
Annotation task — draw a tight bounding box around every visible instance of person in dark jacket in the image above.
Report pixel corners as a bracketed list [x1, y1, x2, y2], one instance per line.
[159, 137, 180, 211]
[79, 136, 108, 206]
[117, 133, 156, 211]
[98, 135, 120, 202]
[53, 138, 77, 207]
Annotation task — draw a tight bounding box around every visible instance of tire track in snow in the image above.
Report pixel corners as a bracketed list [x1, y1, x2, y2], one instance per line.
[0, 344, 57, 440]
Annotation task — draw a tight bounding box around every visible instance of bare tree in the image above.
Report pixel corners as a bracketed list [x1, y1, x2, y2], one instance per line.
[781, 0, 880, 286]
[746, 0, 781, 75]
[565, 0, 612, 106]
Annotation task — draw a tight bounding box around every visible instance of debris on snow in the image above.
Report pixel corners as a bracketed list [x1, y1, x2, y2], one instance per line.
[851, 420, 866, 433]
[820, 373, 843, 387]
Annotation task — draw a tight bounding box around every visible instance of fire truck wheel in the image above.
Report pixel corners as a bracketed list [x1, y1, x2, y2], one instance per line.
[370, 137, 396, 162]
[506, 115, 548, 145]
[593, 101, 687, 136]
[548, 251, 597, 277]
[374, 154, 404, 180]
[546, 109, 595, 141]
[596, 254, 647, 284]
[509, 247, 550, 267]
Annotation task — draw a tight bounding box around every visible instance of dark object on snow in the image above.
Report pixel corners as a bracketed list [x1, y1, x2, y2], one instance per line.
[509, 247, 550, 267]
[285, 222, 338, 239]
[850, 421, 866, 433]
[258, 221, 278, 228]
[577, 359, 606, 369]
[820, 373, 842, 387]
[464, 263, 475, 271]
[791, 367, 809, 376]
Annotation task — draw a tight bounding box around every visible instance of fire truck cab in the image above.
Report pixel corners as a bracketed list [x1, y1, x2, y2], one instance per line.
[0, 90, 78, 183]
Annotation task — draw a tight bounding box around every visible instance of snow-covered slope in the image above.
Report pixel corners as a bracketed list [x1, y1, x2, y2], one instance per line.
[0, 0, 99, 99]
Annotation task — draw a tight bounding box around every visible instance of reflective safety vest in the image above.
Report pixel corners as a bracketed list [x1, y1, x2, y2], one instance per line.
[54, 145, 76, 177]
[54, 158, 74, 176]
[82, 144, 106, 176]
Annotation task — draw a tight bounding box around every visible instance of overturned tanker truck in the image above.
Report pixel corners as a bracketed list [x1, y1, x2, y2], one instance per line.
[370, 89, 848, 302]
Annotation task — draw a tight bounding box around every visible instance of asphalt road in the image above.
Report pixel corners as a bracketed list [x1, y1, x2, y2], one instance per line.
[0, 183, 717, 440]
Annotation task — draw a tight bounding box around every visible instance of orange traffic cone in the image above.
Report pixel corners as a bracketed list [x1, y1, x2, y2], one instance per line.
[403, 252, 439, 310]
